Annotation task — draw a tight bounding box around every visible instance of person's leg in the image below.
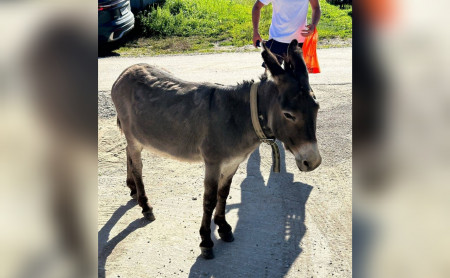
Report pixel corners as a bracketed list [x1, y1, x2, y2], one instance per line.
[261, 40, 303, 68]
[262, 39, 289, 67]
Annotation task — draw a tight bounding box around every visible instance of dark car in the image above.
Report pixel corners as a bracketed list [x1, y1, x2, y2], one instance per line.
[98, 0, 134, 44]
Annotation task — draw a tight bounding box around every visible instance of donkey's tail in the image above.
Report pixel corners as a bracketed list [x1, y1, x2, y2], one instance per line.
[117, 117, 123, 133]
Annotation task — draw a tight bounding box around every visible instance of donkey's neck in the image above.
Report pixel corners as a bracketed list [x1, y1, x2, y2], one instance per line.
[215, 78, 278, 145]
[220, 81, 252, 102]
[212, 81, 260, 151]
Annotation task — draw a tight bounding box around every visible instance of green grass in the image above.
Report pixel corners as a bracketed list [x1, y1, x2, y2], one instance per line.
[116, 0, 351, 56]
[313, 0, 352, 39]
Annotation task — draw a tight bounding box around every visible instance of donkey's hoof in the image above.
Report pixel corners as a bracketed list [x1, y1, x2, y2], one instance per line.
[143, 211, 155, 221]
[130, 189, 137, 200]
[200, 247, 214, 260]
[219, 231, 234, 242]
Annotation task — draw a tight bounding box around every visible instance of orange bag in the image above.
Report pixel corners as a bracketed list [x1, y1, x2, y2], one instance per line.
[302, 28, 320, 74]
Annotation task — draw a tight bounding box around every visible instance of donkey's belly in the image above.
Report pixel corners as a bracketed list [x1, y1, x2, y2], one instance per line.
[142, 141, 203, 162]
[132, 122, 204, 162]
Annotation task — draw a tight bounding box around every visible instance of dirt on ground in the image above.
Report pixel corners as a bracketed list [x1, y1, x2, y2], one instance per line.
[98, 48, 352, 278]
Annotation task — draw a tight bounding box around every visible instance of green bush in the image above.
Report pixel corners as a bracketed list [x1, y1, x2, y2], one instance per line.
[134, 0, 351, 46]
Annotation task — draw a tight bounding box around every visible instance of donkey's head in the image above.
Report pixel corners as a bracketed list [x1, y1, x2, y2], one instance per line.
[262, 40, 321, 172]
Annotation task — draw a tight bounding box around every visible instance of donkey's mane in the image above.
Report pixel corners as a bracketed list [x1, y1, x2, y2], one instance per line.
[259, 72, 269, 82]
[233, 72, 269, 91]
[234, 80, 253, 90]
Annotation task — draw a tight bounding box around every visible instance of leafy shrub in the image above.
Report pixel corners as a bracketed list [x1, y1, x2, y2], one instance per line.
[326, 0, 352, 9]
[135, 0, 351, 46]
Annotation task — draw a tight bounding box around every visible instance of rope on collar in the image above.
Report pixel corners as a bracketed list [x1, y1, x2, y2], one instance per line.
[250, 82, 281, 173]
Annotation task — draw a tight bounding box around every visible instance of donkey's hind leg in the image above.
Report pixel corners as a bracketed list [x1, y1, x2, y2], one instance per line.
[127, 143, 155, 221]
[126, 147, 137, 199]
[214, 162, 239, 243]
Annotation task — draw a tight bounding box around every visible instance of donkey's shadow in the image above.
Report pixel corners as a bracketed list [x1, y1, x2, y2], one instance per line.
[98, 200, 150, 278]
[188, 142, 313, 278]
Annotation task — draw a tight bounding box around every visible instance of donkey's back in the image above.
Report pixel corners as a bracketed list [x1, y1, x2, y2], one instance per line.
[112, 63, 217, 161]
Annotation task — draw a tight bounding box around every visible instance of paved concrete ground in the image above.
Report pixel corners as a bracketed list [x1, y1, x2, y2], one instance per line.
[98, 48, 352, 278]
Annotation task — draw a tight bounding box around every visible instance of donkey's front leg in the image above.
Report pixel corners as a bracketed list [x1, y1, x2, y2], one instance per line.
[214, 163, 239, 243]
[199, 163, 220, 259]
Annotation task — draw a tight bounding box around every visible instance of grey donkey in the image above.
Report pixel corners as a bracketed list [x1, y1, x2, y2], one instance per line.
[111, 39, 321, 259]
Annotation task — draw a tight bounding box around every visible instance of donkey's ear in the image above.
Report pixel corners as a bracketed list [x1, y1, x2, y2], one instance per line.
[287, 39, 308, 78]
[262, 43, 285, 82]
[283, 56, 294, 73]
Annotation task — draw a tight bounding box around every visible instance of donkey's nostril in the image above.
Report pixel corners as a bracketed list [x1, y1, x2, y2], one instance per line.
[303, 160, 309, 168]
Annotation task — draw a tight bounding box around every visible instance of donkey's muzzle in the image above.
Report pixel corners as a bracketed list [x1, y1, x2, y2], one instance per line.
[294, 142, 322, 172]
[297, 154, 322, 172]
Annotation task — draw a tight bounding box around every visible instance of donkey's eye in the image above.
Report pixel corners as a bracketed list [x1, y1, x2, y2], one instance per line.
[283, 112, 296, 121]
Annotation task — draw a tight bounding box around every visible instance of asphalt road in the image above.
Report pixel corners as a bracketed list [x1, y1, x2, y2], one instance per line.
[98, 47, 352, 278]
